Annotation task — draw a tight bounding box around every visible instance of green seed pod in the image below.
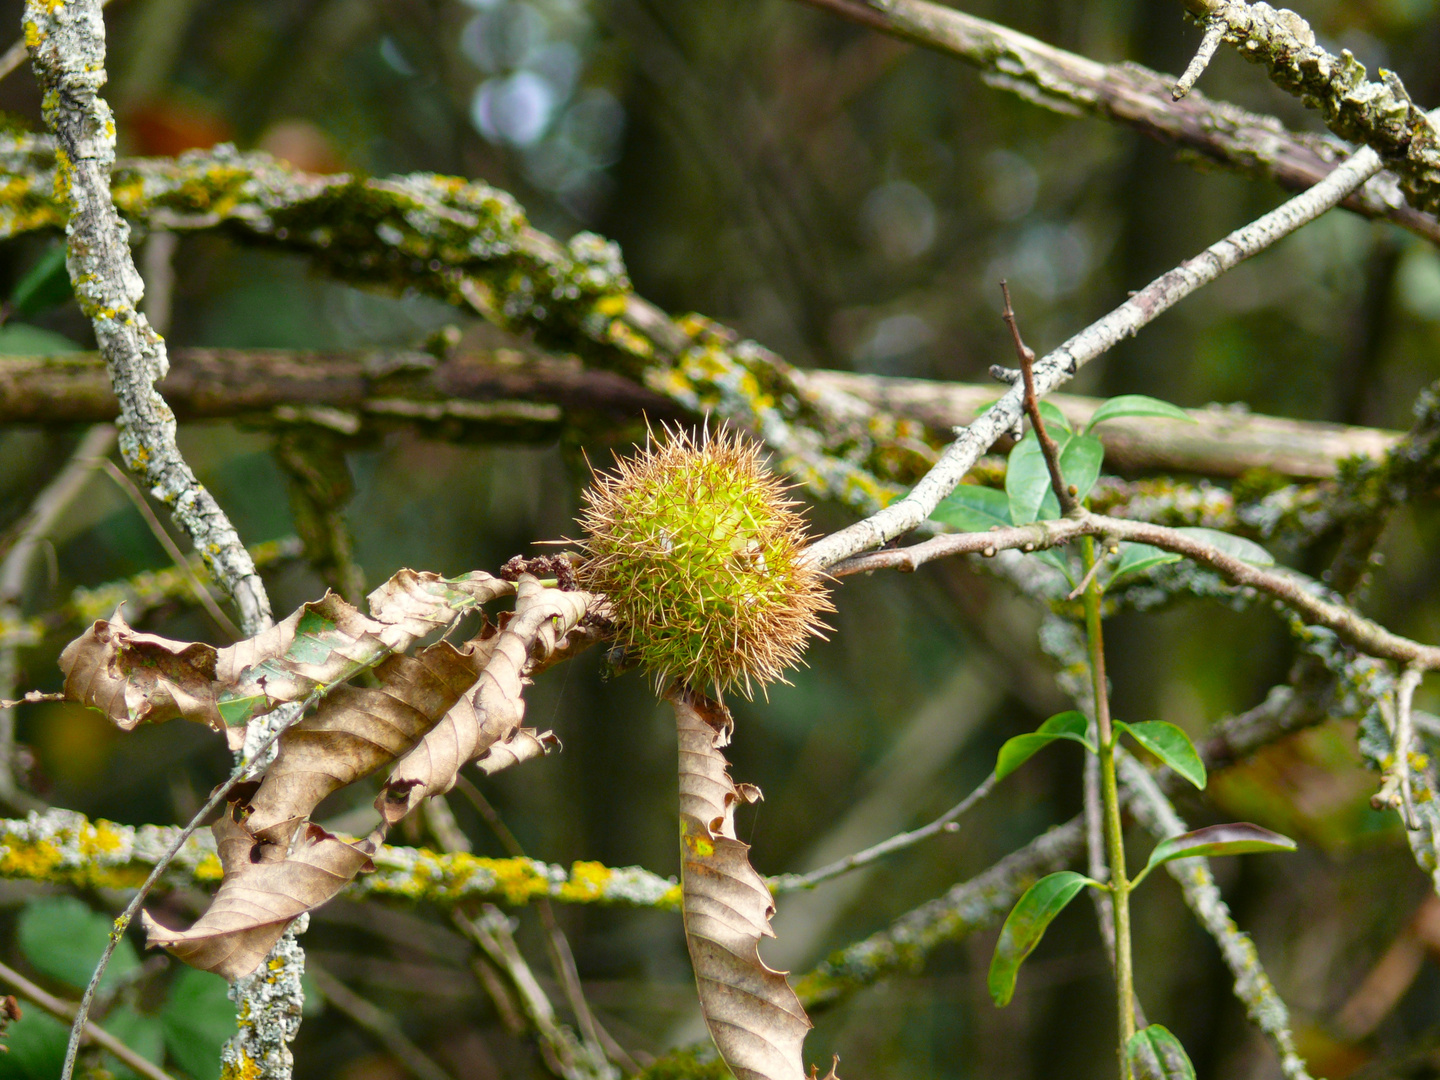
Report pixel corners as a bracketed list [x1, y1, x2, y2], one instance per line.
[576, 428, 832, 697]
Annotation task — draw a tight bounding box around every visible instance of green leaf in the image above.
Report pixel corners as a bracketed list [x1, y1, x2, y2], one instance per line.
[103, 1006, 166, 1080]
[1115, 721, 1206, 790]
[1109, 542, 1181, 585]
[17, 896, 139, 992]
[0, 1007, 68, 1080]
[1036, 399, 1071, 432]
[989, 871, 1094, 1006]
[1139, 823, 1297, 881]
[9, 243, 73, 317]
[1005, 433, 1055, 526]
[0, 322, 81, 355]
[1084, 394, 1195, 433]
[929, 483, 1012, 531]
[1041, 432, 1103, 514]
[1172, 527, 1274, 567]
[1031, 547, 1075, 586]
[161, 968, 236, 1080]
[995, 711, 1094, 781]
[1126, 1024, 1197, 1080]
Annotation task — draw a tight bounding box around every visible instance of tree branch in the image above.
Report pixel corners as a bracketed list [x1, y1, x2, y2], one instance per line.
[23, 1, 270, 636]
[802, 139, 1387, 569]
[1185, 0, 1440, 215]
[789, 0, 1440, 243]
[0, 349, 1404, 481]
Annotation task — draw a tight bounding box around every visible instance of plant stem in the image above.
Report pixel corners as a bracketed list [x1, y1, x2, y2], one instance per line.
[1083, 536, 1135, 1076]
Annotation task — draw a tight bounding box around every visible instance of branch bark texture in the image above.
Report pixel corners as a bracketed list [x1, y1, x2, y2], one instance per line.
[22, 2, 270, 636]
[792, 0, 1440, 242]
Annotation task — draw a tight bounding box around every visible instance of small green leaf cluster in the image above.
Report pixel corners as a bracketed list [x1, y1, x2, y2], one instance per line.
[0, 897, 236, 1080]
[985, 709, 1296, 1013]
[577, 428, 832, 696]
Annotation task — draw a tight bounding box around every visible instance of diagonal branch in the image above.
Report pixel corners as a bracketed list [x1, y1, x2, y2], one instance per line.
[802, 138, 1388, 569]
[790, 0, 1440, 243]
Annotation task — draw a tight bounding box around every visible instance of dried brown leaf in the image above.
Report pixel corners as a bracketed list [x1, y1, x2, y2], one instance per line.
[58, 614, 222, 731]
[56, 570, 515, 744]
[474, 727, 560, 776]
[244, 632, 499, 835]
[141, 811, 373, 980]
[378, 577, 592, 824]
[672, 687, 814, 1080]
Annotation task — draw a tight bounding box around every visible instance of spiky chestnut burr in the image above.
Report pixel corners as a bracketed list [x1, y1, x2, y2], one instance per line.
[576, 428, 831, 697]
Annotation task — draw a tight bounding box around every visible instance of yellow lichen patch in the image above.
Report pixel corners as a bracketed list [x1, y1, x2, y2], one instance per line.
[659, 883, 683, 908]
[52, 147, 71, 203]
[221, 1050, 262, 1080]
[473, 855, 548, 906]
[0, 836, 62, 881]
[555, 861, 614, 903]
[605, 319, 653, 358]
[594, 294, 628, 318]
[22, 20, 39, 48]
[80, 819, 126, 855]
[194, 852, 224, 882]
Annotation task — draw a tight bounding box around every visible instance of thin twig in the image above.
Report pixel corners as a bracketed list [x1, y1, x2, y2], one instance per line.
[59, 691, 318, 1080]
[1003, 281, 1077, 517]
[454, 775, 631, 1075]
[0, 424, 114, 809]
[802, 138, 1387, 570]
[768, 773, 996, 893]
[828, 510, 1440, 671]
[1173, 18, 1225, 99]
[96, 459, 242, 640]
[307, 964, 455, 1080]
[0, 959, 173, 1080]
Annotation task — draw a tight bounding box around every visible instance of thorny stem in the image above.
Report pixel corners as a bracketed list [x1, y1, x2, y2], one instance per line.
[1083, 536, 1135, 1075]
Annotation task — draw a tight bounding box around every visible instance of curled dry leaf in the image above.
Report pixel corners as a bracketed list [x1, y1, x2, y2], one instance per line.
[671, 687, 816, 1080]
[142, 810, 374, 980]
[57, 570, 514, 745]
[244, 631, 500, 836]
[474, 727, 560, 776]
[377, 576, 592, 824]
[58, 614, 221, 732]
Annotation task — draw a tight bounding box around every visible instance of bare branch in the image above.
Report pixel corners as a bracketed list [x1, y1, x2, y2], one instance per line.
[767, 772, 996, 893]
[0, 349, 1405, 481]
[1004, 282, 1078, 517]
[0, 958, 175, 1080]
[788, 0, 1440, 242]
[1173, 17, 1226, 99]
[829, 510, 1440, 670]
[801, 136, 1386, 569]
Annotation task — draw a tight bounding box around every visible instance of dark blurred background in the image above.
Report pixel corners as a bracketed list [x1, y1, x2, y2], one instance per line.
[0, 1, 1439, 1078]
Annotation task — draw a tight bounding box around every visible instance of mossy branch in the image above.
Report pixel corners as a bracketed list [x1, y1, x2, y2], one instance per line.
[0, 809, 681, 909]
